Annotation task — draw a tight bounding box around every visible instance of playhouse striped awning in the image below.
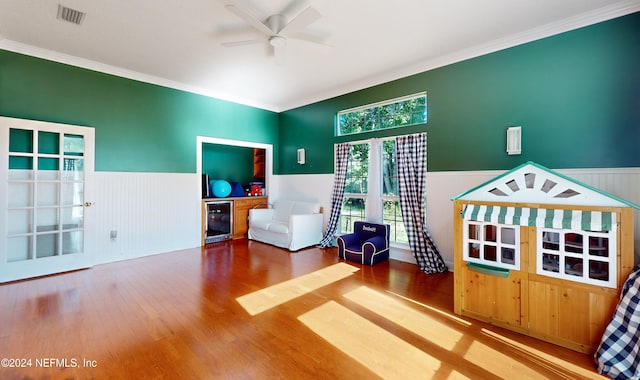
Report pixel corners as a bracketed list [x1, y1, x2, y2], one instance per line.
[462, 205, 616, 231]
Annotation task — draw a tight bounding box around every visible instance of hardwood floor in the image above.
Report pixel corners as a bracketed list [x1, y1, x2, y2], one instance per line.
[0, 240, 605, 379]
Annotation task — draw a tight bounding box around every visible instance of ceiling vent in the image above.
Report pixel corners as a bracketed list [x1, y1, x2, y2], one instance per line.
[57, 4, 85, 25]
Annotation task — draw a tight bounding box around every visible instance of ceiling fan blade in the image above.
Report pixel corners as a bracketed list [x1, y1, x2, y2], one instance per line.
[279, 6, 321, 35]
[225, 3, 273, 36]
[290, 32, 333, 47]
[222, 39, 264, 47]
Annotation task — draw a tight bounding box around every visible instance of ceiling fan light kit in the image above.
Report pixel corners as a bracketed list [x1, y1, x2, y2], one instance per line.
[269, 35, 287, 47]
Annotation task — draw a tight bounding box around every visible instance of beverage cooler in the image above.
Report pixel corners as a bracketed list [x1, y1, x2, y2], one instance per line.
[204, 200, 233, 243]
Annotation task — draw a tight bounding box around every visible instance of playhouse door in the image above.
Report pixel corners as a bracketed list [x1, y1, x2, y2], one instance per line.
[0, 117, 95, 283]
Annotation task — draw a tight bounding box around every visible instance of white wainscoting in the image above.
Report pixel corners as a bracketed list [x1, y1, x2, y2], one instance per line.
[275, 167, 640, 270]
[88, 172, 201, 265]
[275, 174, 334, 227]
[85, 168, 638, 268]
[558, 167, 640, 264]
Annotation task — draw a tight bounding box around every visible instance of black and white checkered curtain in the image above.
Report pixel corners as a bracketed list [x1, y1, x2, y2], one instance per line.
[595, 265, 640, 379]
[318, 143, 352, 248]
[396, 133, 448, 274]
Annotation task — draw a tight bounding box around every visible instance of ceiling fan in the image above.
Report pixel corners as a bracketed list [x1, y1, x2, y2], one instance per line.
[221, 1, 330, 57]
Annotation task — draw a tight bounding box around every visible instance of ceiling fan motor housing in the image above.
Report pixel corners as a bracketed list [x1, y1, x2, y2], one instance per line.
[266, 14, 286, 33]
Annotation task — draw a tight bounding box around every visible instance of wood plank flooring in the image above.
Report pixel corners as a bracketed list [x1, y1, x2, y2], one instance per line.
[0, 240, 606, 379]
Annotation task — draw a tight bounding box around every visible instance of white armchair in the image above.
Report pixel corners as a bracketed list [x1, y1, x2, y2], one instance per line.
[248, 200, 323, 251]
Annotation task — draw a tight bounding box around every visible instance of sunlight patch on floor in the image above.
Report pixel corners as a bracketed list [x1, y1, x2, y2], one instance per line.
[385, 290, 471, 327]
[344, 286, 464, 350]
[236, 262, 359, 316]
[480, 329, 603, 379]
[346, 286, 568, 379]
[301, 286, 595, 379]
[298, 300, 472, 379]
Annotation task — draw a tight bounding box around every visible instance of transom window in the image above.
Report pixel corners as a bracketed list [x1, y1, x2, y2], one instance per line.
[336, 92, 427, 136]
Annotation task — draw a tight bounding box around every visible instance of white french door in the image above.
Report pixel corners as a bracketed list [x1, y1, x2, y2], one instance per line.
[0, 117, 94, 283]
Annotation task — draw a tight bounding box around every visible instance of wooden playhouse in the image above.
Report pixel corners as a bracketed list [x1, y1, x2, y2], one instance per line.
[452, 161, 639, 353]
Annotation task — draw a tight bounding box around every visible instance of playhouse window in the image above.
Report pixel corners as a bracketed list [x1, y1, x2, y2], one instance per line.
[538, 227, 616, 288]
[464, 221, 520, 270]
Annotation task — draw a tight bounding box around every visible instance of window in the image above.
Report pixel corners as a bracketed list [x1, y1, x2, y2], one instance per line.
[463, 221, 520, 270]
[381, 140, 406, 243]
[337, 93, 426, 136]
[538, 227, 616, 288]
[341, 143, 368, 234]
[340, 138, 408, 244]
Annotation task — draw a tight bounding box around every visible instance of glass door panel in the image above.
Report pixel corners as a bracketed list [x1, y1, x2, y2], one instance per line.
[7, 237, 30, 262]
[8, 182, 33, 207]
[37, 208, 58, 232]
[63, 158, 84, 180]
[63, 231, 83, 255]
[37, 183, 60, 207]
[64, 134, 84, 156]
[8, 209, 33, 235]
[38, 131, 60, 154]
[61, 206, 83, 229]
[37, 157, 59, 171]
[1, 117, 94, 282]
[61, 183, 84, 205]
[8, 157, 33, 171]
[36, 233, 58, 258]
[9, 128, 33, 153]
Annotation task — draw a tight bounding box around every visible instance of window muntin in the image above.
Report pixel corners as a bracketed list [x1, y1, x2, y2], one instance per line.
[463, 221, 520, 270]
[538, 227, 616, 288]
[337, 93, 426, 136]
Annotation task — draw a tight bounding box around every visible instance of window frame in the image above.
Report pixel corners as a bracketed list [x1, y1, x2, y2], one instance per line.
[463, 220, 521, 271]
[339, 137, 410, 245]
[336, 92, 427, 136]
[537, 227, 616, 288]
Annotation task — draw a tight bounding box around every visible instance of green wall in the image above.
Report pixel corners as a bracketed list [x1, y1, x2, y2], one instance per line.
[1, 12, 638, 176]
[202, 143, 254, 185]
[279, 12, 640, 174]
[0, 50, 279, 173]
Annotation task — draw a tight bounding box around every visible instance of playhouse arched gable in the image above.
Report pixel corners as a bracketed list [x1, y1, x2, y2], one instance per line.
[452, 161, 637, 208]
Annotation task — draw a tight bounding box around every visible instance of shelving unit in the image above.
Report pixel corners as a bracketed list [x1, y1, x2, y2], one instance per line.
[253, 148, 265, 180]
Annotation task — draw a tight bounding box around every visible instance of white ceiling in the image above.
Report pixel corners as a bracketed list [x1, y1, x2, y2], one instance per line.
[0, 0, 638, 112]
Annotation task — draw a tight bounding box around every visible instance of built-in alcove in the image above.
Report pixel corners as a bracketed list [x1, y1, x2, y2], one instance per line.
[196, 136, 273, 244]
[202, 143, 263, 188]
[196, 136, 272, 198]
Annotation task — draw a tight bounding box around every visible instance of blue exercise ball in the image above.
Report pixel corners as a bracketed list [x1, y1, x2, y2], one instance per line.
[211, 180, 232, 198]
